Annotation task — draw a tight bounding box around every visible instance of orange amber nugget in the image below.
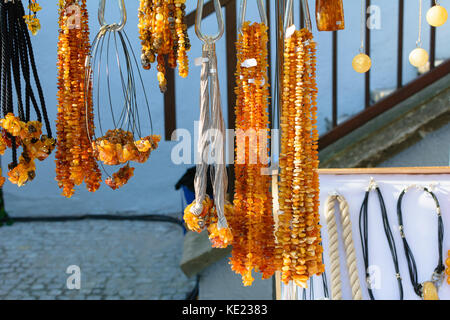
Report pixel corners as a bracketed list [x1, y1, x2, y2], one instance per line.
[105, 165, 135, 190]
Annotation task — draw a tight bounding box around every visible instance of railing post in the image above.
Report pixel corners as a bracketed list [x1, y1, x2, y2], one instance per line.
[164, 63, 176, 141]
[430, 0, 436, 70]
[365, 0, 371, 108]
[332, 31, 338, 128]
[397, 0, 404, 89]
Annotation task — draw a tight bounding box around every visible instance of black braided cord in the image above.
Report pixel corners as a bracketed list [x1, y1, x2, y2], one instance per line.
[0, 0, 50, 170]
[396, 187, 445, 298]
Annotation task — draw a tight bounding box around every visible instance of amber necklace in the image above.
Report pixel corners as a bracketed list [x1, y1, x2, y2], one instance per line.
[397, 186, 445, 300]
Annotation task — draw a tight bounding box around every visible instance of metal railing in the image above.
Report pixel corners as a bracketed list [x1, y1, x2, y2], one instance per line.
[163, 0, 450, 151]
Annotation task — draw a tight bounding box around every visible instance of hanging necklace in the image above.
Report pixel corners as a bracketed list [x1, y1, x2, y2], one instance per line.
[352, 0, 371, 73]
[276, 0, 323, 289]
[359, 179, 404, 300]
[397, 185, 445, 300]
[409, 0, 429, 68]
[56, 0, 101, 197]
[0, 0, 55, 188]
[183, 0, 233, 250]
[230, 0, 276, 287]
[85, 0, 160, 192]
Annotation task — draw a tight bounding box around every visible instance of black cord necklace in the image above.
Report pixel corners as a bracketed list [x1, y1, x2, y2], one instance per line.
[359, 179, 404, 300]
[0, 0, 53, 181]
[397, 186, 445, 300]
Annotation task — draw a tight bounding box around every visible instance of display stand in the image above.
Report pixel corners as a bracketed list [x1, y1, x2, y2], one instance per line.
[274, 167, 450, 300]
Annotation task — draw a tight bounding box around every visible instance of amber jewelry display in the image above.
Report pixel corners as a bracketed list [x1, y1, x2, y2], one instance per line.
[138, 0, 191, 92]
[230, 2, 276, 286]
[55, 0, 101, 198]
[0, 0, 54, 188]
[85, 0, 160, 191]
[276, 25, 324, 288]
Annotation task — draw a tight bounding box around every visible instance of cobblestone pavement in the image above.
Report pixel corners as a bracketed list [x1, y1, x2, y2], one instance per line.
[0, 220, 196, 300]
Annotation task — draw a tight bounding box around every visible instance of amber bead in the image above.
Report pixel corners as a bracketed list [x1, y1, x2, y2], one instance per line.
[316, 0, 345, 31]
[422, 281, 439, 300]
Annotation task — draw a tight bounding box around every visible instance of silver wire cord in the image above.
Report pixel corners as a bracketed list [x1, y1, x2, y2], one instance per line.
[417, 0, 423, 47]
[360, 0, 365, 53]
[85, 7, 154, 178]
[192, 44, 211, 216]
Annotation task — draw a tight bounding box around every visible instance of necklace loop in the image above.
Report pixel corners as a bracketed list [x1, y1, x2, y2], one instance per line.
[98, 0, 127, 32]
[238, 0, 268, 34]
[195, 0, 224, 44]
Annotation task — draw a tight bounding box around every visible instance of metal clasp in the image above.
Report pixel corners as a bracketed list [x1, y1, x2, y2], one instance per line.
[284, 0, 312, 36]
[195, 0, 225, 44]
[238, 0, 268, 34]
[367, 177, 378, 191]
[98, 0, 127, 32]
[431, 270, 445, 289]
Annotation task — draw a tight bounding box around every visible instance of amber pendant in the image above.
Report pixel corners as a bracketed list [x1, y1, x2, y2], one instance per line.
[315, 0, 345, 31]
[422, 281, 439, 300]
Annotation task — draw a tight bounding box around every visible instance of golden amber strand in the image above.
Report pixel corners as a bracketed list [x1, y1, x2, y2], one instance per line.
[138, 0, 190, 89]
[23, 0, 42, 36]
[55, 2, 73, 197]
[253, 24, 275, 280]
[230, 22, 275, 286]
[79, 0, 102, 192]
[230, 25, 250, 279]
[277, 29, 324, 288]
[277, 34, 295, 283]
[156, 53, 167, 93]
[229, 27, 248, 276]
[446, 250, 450, 285]
[55, 0, 101, 198]
[138, 0, 155, 70]
[306, 36, 324, 275]
[167, 0, 177, 69]
[175, 0, 189, 78]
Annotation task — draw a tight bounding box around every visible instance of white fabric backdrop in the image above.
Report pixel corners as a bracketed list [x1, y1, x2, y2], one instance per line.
[282, 173, 450, 300]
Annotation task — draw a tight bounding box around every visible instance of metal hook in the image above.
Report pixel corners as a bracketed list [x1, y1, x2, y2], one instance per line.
[98, 0, 127, 32]
[284, 0, 294, 32]
[195, 0, 225, 43]
[301, 0, 312, 32]
[238, 0, 268, 34]
[284, 0, 312, 35]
